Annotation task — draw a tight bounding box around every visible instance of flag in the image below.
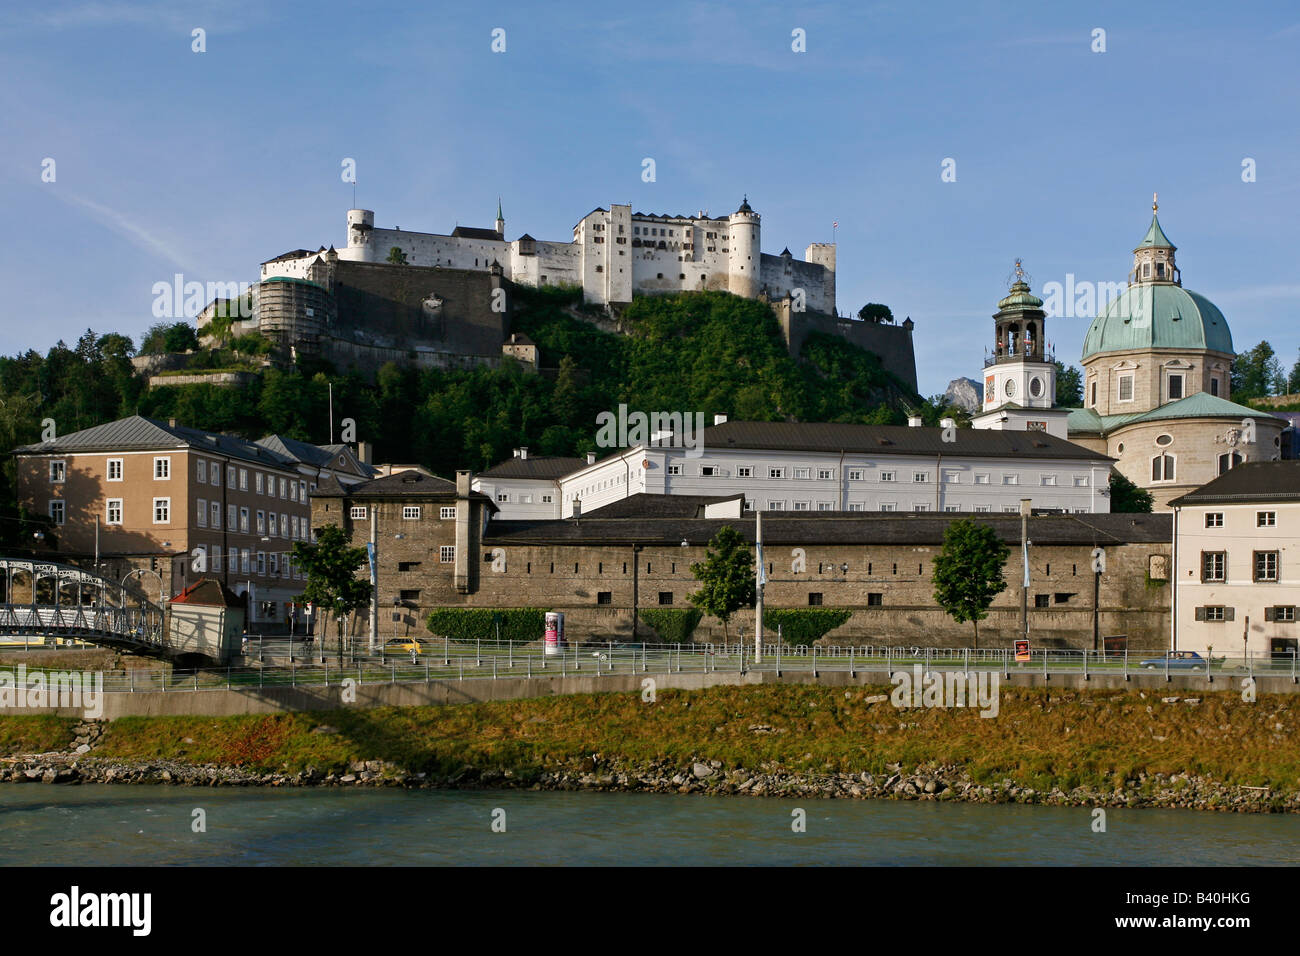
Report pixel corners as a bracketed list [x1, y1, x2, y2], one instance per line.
[1022, 539, 1030, 587]
[757, 542, 767, 586]
[833, 221, 839, 229]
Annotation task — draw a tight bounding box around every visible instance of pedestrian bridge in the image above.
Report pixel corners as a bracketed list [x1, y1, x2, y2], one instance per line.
[0, 557, 169, 659]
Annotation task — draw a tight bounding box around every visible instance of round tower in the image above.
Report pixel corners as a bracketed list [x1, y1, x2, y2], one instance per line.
[347, 209, 375, 261]
[727, 196, 761, 298]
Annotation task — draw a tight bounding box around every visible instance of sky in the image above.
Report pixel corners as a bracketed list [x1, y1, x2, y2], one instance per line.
[1, 0, 1298, 398]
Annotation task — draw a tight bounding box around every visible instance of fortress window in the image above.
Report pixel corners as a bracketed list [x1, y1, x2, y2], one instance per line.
[657, 273, 663, 279]
[808, 593, 823, 606]
[868, 593, 883, 607]
[440, 546, 456, 564]
[658, 592, 673, 605]
[596, 266, 603, 272]
[1035, 594, 1050, 608]
[597, 592, 612, 605]
[680, 273, 685, 279]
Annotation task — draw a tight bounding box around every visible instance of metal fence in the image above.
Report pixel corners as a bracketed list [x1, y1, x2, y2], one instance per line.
[6, 639, 1297, 695]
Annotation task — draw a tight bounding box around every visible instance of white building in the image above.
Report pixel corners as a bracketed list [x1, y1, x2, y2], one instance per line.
[474, 419, 1115, 520]
[262, 198, 836, 313]
[1169, 461, 1300, 660]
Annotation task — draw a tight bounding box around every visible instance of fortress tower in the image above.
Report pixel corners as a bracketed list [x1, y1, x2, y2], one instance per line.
[347, 208, 376, 261]
[727, 196, 761, 298]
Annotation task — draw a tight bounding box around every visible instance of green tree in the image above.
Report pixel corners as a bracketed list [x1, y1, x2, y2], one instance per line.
[292, 524, 372, 658]
[1232, 341, 1282, 400]
[386, 246, 408, 265]
[687, 525, 755, 639]
[857, 303, 894, 323]
[1287, 352, 1300, 395]
[140, 321, 198, 355]
[1055, 361, 1083, 406]
[1109, 470, 1154, 513]
[931, 519, 1010, 648]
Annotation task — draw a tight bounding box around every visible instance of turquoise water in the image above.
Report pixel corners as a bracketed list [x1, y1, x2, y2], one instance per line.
[2, 786, 1298, 865]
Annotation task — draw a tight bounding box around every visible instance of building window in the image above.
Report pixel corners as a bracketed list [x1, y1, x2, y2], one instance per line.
[267, 513, 276, 536]
[1167, 374, 1184, 401]
[867, 593, 883, 606]
[210, 545, 220, 569]
[1041, 474, 1057, 486]
[1218, 452, 1243, 475]
[153, 497, 170, 524]
[256, 552, 266, 575]
[944, 505, 960, 512]
[700, 466, 717, 477]
[880, 503, 896, 512]
[818, 502, 834, 511]
[807, 592, 823, 606]
[496, 492, 510, 502]
[1118, 374, 1134, 403]
[48, 460, 67, 483]
[974, 505, 991, 512]
[767, 500, 785, 511]
[240, 549, 250, 573]
[1267, 606, 1297, 623]
[105, 499, 123, 525]
[154, 457, 171, 480]
[107, 458, 123, 481]
[45, 499, 64, 525]
[913, 472, 929, 483]
[403, 506, 422, 520]
[211, 502, 221, 527]
[1073, 475, 1088, 487]
[1199, 606, 1227, 622]
[1090, 381, 1097, 406]
[944, 471, 960, 483]
[257, 510, 266, 533]
[240, 507, 249, 532]
[1258, 511, 1277, 527]
[239, 469, 248, 491]
[880, 471, 895, 482]
[817, 468, 834, 480]
[1151, 454, 1175, 482]
[1254, 551, 1279, 582]
[769, 467, 785, 479]
[440, 546, 456, 564]
[255, 473, 264, 494]
[440, 506, 456, 519]
[1210, 377, 1220, 397]
[793, 501, 810, 511]
[270, 554, 280, 576]
[350, 506, 367, 519]
[197, 459, 207, 483]
[794, 468, 811, 480]
[597, 592, 612, 605]
[1035, 594, 1050, 608]
[398, 561, 422, 572]
[658, 592, 673, 605]
[1205, 512, 1223, 528]
[974, 474, 990, 485]
[227, 466, 236, 487]
[1202, 551, 1226, 582]
[848, 468, 865, 481]
[848, 502, 863, 511]
[210, 462, 220, 486]
[399, 590, 420, 604]
[1003, 474, 1018, 485]
[280, 513, 288, 537]
[737, 467, 753, 478]
[667, 465, 681, 476]
[541, 495, 553, 504]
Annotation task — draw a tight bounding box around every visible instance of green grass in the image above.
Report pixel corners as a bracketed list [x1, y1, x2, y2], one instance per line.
[0, 684, 1294, 793]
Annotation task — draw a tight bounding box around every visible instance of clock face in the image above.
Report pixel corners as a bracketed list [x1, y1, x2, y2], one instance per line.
[1029, 376, 1043, 398]
[1004, 379, 1016, 398]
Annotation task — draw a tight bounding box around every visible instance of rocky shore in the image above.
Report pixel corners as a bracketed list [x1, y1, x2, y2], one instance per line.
[2, 736, 1293, 813]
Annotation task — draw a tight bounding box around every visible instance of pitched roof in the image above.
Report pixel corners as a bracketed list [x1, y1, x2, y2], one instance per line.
[694, 420, 1111, 461]
[483, 511, 1171, 547]
[1136, 213, 1176, 250]
[313, 470, 493, 506]
[261, 249, 315, 265]
[1168, 461, 1300, 506]
[1068, 393, 1281, 437]
[14, 416, 298, 470]
[171, 578, 243, 607]
[584, 493, 745, 519]
[478, 456, 585, 480]
[450, 226, 503, 240]
[256, 435, 376, 477]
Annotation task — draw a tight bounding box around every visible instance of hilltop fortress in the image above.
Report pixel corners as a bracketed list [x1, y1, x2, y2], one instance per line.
[216, 199, 917, 390]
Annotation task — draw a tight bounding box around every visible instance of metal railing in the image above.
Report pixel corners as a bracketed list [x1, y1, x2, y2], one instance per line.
[4, 641, 1295, 695]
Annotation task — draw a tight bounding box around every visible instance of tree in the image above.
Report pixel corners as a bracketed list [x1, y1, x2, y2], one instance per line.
[291, 524, 372, 659]
[1287, 352, 1300, 395]
[140, 321, 198, 355]
[386, 246, 408, 265]
[857, 302, 894, 323]
[931, 519, 1009, 648]
[1109, 470, 1154, 513]
[1232, 341, 1282, 400]
[1055, 361, 1083, 407]
[687, 525, 755, 639]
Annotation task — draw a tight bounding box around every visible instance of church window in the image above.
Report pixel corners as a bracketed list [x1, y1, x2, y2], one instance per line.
[1167, 374, 1184, 401]
[1210, 376, 1221, 397]
[1090, 381, 1097, 406]
[1156, 263, 1165, 278]
[1151, 454, 1176, 482]
[1143, 263, 1150, 278]
[1118, 374, 1134, 402]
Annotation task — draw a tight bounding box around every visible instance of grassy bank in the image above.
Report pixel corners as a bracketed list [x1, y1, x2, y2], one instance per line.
[0, 684, 1295, 796]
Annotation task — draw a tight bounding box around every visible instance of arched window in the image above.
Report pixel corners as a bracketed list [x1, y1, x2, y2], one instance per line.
[1151, 454, 1176, 482]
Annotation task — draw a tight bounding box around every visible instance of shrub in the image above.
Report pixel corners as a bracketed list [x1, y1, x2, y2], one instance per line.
[425, 608, 548, 645]
[637, 608, 702, 643]
[761, 608, 852, 646]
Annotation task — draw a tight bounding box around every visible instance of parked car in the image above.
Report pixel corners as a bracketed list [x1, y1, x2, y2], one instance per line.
[382, 637, 430, 656]
[1139, 650, 1207, 670]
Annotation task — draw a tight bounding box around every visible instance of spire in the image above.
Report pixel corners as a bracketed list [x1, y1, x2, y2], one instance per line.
[1131, 195, 1180, 285]
[494, 197, 505, 238]
[497, 197, 503, 220]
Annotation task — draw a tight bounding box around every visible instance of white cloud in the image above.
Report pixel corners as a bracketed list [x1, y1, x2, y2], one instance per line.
[47, 189, 195, 273]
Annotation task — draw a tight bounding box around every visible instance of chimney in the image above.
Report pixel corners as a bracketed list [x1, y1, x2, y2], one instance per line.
[586, 452, 596, 465]
[168, 418, 177, 428]
[571, 499, 582, 518]
[455, 469, 471, 497]
[907, 415, 923, 427]
[357, 441, 373, 465]
[519, 447, 529, 460]
[713, 414, 728, 425]
[512, 448, 520, 458]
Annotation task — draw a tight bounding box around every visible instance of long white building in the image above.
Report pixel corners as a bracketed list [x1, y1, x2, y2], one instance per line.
[473, 418, 1115, 520]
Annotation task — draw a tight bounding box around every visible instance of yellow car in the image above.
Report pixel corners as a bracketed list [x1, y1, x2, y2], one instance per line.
[382, 637, 429, 656]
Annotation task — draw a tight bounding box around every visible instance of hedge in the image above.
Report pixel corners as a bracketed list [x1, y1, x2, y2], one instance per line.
[425, 608, 548, 645]
[637, 608, 702, 644]
[761, 608, 852, 646]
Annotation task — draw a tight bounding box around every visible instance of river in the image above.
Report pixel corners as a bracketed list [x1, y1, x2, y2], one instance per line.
[3, 786, 1299, 865]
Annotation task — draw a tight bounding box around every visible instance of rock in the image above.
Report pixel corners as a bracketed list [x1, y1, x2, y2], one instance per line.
[1162, 697, 1180, 704]
[692, 762, 715, 779]
[708, 759, 722, 769]
[340, 774, 357, 783]
[311, 725, 339, 735]
[944, 377, 983, 413]
[74, 745, 91, 755]
[863, 695, 888, 705]
[1183, 699, 1201, 705]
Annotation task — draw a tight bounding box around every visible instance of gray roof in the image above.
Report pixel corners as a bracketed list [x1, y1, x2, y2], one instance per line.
[588, 493, 745, 519]
[256, 435, 377, 477]
[692, 420, 1112, 462]
[479, 456, 585, 480]
[313, 470, 493, 506]
[1168, 461, 1300, 506]
[261, 248, 315, 265]
[450, 226, 503, 241]
[484, 511, 1171, 547]
[14, 416, 299, 471]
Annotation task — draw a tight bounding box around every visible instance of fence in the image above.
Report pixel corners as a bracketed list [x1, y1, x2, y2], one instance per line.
[5, 640, 1296, 695]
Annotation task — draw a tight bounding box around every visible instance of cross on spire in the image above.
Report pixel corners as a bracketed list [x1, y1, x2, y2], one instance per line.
[1153, 191, 1158, 213]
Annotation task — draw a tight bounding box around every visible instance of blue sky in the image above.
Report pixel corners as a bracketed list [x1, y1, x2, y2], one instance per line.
[2, 0, 1298, 397]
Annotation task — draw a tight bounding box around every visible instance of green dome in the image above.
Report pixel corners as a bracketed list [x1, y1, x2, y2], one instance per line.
[998, 279, 1043, 311]
[1082, 284, 1233, 360]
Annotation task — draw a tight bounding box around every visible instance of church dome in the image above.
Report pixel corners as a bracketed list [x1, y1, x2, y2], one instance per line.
[1082, 284, 1233, 359]
[998, 279, 1043, 311]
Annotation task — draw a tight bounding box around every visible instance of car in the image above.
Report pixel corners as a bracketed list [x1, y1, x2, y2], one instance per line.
[382, 637, 431, 656]
[1139, 650, 1207, 670]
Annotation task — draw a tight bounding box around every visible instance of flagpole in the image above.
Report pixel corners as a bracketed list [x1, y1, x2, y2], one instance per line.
[755, 511, 764, 663]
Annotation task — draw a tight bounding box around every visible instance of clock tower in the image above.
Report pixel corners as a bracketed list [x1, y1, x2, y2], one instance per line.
[971, 261, 1071, 439]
